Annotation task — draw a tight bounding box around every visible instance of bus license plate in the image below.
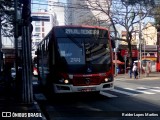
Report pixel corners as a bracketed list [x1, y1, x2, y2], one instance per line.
[79, 88, 95, 92]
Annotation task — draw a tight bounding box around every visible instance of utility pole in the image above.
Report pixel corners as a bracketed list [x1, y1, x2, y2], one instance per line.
[139, 4, 142, 78]
[14, 0, 19, 84]
[21, 0, 33, 104]
[114, 48, 117, 76]
[0, 17, 2, 73]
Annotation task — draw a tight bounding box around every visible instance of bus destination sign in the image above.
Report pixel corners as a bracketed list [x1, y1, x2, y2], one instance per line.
[65, 29, 99, 35]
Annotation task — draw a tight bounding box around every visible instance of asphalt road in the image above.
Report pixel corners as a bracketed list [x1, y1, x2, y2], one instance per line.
[33, 78, 160, 120]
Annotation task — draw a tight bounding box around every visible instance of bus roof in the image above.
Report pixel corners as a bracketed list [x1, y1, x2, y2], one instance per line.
[52, 25, 109, 31]
[37, 25, 110, 47]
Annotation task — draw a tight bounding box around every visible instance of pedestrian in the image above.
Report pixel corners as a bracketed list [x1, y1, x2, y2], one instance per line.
[127, 62, 132, 78]
[132, 63, 138, 79]
[146, 62, 151, 76]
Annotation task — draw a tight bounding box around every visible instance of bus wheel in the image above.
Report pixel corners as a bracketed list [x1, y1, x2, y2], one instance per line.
[45, 79, 55, 100]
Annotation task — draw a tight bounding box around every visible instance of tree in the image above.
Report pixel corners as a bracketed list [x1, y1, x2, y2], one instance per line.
[121, 0, 155, 5]
[0, 0, 15, 37]
[77, 0, 154, 64]
[0, 0, 14, 71]
[153, 5, 160, 25]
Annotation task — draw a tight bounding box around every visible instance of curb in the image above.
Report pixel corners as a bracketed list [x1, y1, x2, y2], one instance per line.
[115, 77, 160, 81]
[34, 101, 47, 120]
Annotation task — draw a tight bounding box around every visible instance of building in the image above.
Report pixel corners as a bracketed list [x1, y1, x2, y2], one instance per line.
[142, 22, 157, 45]
[48, 0, 65, 25]
[31, 12, 58, 58]
[119, 22, 158, 72]
[65, 0, 110, 27]
[1, 19, 15, 69]
[141, 22, 158, 72]
[1, 37, 15, 69]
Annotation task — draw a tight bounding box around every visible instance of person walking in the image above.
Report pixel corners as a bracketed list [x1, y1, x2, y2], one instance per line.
[128, 62, 133, 78]
[132, 63, 138, 79]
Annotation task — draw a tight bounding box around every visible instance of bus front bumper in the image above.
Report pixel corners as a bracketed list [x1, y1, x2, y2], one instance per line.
[53, 82, 114, 93]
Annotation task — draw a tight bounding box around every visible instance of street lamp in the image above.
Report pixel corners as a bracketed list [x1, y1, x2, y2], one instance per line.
[124, 55, 127, 74]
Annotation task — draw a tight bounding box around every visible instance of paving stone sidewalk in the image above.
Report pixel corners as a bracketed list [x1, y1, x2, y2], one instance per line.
[0, 80, 46, 120]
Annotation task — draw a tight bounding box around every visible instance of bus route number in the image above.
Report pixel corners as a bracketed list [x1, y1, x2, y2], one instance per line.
[70, 58, 81, 63]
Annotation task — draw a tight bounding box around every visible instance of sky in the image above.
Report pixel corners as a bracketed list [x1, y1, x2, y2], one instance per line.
[31, 0, 66, 12]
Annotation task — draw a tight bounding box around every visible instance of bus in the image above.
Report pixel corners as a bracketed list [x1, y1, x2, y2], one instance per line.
[36, 25, 114, 94]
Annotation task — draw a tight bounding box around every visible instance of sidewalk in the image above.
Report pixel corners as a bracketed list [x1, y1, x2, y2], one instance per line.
[114, 72, 160, 80]
[0, 81, 46, 120]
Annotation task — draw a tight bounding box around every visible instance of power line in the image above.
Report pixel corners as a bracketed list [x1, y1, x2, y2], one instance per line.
[31, 2, 160, 16]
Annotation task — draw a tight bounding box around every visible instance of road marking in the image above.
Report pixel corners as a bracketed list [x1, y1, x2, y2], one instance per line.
[111, 89, 137, 96]
[151, 87, 160, 89]
[100, 91, 117, 98]
[150, 89, 160, 92]
[137, 87, 148, 90]
[125, 88, 155, 94]
[136, 86, 160, 93]
[101, 86, 160, 98]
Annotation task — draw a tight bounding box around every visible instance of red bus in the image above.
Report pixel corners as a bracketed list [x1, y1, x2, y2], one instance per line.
[36, 25, 114, 94]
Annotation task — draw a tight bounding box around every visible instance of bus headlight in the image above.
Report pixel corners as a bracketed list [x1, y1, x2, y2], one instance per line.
[64, 79, 69, 84]
[59, 79, 69, 84]
[104, 78, 109, 82]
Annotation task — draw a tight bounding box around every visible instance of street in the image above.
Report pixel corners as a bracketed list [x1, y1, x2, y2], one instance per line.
[33, 77, 160, 120]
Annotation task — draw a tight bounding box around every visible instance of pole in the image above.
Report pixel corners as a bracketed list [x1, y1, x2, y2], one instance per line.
[14, 0, 19, 81]
[124, 55, 126, 74]
[21, 0, 33, 104]
[139, 5, 142, 78]
[144, 40, 147, 76]
[0, 17, 2, 73]
[114, 48, 117, 76]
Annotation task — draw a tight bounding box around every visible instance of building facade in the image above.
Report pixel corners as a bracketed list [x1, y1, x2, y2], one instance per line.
[119, 22, 158, 72]
[65, 0, 110, 27]
[31, 12, 58, 58]
[48, 0, 65, 25]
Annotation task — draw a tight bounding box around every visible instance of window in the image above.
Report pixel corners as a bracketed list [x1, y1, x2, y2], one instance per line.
[35, 27, 40, 32]
[35, 21, 41, 26]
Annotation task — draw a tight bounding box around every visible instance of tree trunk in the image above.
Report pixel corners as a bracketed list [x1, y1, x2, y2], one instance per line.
[128, 39, 132, 64]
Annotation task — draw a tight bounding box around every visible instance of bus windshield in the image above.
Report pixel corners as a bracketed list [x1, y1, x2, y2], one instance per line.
[57, 37, 111, 64]
[57, 37, 111, 74]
